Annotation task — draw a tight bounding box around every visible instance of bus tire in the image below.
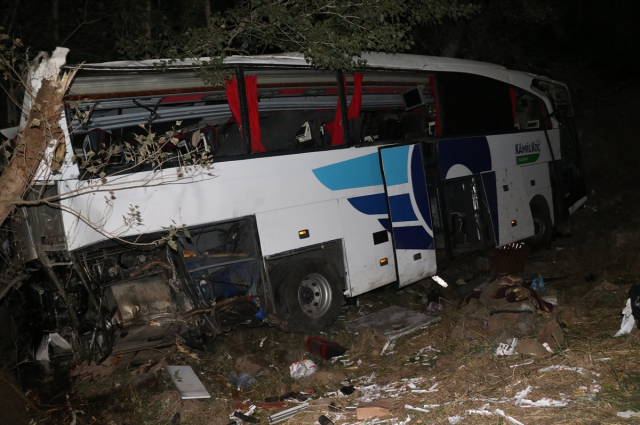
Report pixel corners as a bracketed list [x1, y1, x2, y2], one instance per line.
[278, 258, 342, 333]
[527, 206, 552, 251]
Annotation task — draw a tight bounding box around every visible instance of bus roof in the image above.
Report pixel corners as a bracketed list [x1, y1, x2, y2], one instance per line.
[70, 52, 506, 72]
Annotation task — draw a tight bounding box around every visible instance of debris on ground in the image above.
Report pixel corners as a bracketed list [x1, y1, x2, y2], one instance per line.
[306, 337, 348, 360]
[614, 297, 636, 337]
[289, 359, 317, 378]
[345, 305, 441, 339]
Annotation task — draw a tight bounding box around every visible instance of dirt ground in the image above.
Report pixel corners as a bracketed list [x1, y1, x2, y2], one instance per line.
[3, 86, 640, 425]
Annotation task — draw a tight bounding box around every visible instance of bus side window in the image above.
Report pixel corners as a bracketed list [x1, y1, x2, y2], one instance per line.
[248, 69, 341, 153]
[438, 72, 513, 136]
[511, 88, 549, 131]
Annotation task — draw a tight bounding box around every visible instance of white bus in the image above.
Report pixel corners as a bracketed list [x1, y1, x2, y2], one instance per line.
[9, 51, 585, 361]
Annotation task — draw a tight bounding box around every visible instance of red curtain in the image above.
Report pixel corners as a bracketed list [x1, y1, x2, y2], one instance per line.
[428, 75, 441, 137]
[224, 75, 266, 153]
[244, 75, 266, 153]
[326, 73, 364, 145]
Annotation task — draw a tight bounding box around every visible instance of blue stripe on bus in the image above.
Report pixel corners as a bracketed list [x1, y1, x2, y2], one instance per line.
[388, 194, 418, 222]
[380, 145, 410, 186]
[438, 136, 492, 179]
[481, 171, 500, 244]
[312, 153, 383, 190]
[393, 226, 433, 250]
[410, 144, 433, 231]
[347, 193, 388, 215]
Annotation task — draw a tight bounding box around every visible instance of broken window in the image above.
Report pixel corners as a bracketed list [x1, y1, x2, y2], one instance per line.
[247, 68, 342, 152]
[511, 87, 549, 131]
[68, 84, 246, 178]
[349, 71, 438, 145]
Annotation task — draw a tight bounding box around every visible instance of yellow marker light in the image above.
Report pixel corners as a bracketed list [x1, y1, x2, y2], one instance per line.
[511, 220, 517, 227]
[380, 258, 388, 266]
[298, 229, 309, 239]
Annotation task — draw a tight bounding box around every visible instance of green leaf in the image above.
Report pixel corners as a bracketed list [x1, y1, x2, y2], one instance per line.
[168, 239, 177, 250]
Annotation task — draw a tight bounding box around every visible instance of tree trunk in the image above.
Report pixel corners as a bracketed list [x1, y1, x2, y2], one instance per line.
[0, 76, 68, 227]
[205, 0, 211, 25]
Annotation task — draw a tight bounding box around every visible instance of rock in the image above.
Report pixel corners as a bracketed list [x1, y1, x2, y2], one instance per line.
[284, 349, 307, 366]
[510, 300, 537, 312]
[491, 327, 517, 344]
[569, 298, 589, 317]
[460, 298, 480, 315]
[487, 313, 518, 334]
[593, 280, 618, 292]
[557, 307, 578, 324]
[296, 370, 346, 389]
[451, 317, 485, 340]
[236, 354, 265, 375]
[455, 279, 466, 286]
[524, 261, 548, 274]
[537, 318, 565, 348]
[127, 373, 160, 388]
[275, 381, 290, 395]
[516, 339, 547, 356]
[612, 223, 640, 249]
[515, 313, 537, 334]
[479, 280, 508, 308]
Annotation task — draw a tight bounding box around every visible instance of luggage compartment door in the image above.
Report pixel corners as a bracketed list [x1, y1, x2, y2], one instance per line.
[379, 144, 437, 287]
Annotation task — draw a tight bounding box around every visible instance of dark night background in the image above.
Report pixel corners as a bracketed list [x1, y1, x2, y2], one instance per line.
[1, 0, 639, 127]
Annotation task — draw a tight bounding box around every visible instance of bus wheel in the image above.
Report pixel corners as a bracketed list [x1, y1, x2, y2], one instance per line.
[279, 259, 343, 332]
[527, 205, 552, 251]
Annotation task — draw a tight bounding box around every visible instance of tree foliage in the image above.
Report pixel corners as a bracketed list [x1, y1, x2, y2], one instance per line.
[115, 0, 478, 83]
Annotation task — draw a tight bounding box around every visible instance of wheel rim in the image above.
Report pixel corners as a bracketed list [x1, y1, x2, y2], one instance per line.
[297, 273, 333, 319]
[529, 215, 546, 243]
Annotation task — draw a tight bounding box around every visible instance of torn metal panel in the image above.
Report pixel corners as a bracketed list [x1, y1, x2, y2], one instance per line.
[164, 365, 211, 399]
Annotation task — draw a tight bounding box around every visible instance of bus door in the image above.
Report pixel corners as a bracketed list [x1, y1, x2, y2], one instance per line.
[379, 143, 438, 287]
[533, 80, 587, 217]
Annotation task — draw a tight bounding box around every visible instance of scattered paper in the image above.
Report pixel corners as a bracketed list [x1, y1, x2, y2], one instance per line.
[448, 416, 463, 424]
[494, 409, 525, 425]
[614, 298, 636, 337]
[617, 411, 640, 418]
[405, 404, 430, 413]
[510, 360, 534, 369]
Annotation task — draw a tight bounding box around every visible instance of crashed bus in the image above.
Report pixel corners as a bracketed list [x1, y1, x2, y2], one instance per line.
[2, 51, 586, 364]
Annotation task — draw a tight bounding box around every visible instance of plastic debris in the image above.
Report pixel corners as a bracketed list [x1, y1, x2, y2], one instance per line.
[306, 337, 348, 360]
[289, 359, 317, 379]
[531, 275, 545, 291]
[496, 338, 519, 356]
[510, 360, 534, 369]
[448, 416, 463, 424]
[467, 409, 493, 416]
[538, 365, 600, 377]
[614, 298, 636, 337]
[494, 408, 525, 425]
[514, 386, 532, 406]
[518, 397, 568, 407]
[405, 404, 430, 413]
[227, 372, 260, 388]
[617, 411, 640, 418]
[432, 275, 448, 288]
[542, 342, 553, 353]
[268, 402, 309, 424]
